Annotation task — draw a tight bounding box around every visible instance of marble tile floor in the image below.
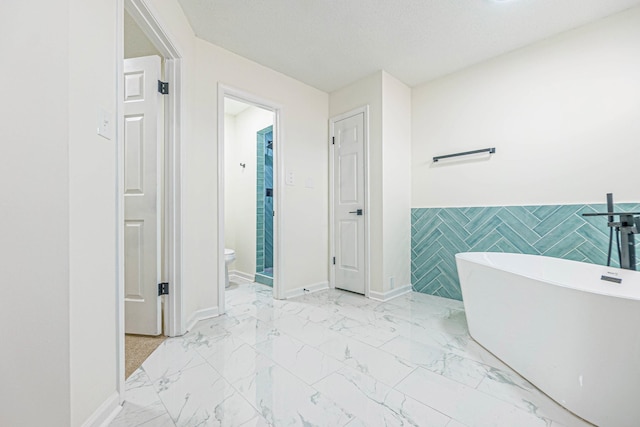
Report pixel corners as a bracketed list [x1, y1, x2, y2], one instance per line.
[110, 279, 593, 427]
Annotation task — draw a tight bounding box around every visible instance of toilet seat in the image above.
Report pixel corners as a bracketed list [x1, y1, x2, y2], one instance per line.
[224, 248, 236, 262]
[224, 249, 236, 289]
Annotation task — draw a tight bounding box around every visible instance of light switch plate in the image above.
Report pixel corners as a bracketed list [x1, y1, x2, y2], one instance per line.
[97, 108, 112, 140]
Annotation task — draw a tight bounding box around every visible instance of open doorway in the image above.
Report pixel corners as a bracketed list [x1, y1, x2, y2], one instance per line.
[122, 10, 167, 378]
[117, 0, 184, 398]
[218, 88, 283, 315]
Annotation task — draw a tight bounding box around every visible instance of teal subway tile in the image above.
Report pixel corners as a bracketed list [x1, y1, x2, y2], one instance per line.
[542, 232, 585, 259]
[438, 222, 470, 253]
[576, 241, 608, 266]
[496, 208, 541, 243]
[531, 205, 561, 221]
[469, 231, 502, 252]
[535, 214, 584, 252]
[493, 239, 519, 254]
[505, 206, 542, 230]
[575, 222, 609, 245]
[465, 216, 502, 247]
[412, 203, 640, 302]
[412, 215, 442, 247]
[437, 209, 471, 240]
[465, 207, 499, 231]
[532, 205, 569, 235]
[563, 249, 588, 263]
[412, 241, 442, 274]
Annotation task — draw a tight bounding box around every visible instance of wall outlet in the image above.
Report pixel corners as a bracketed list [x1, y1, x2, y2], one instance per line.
[389, 277, 395, 289]
[286, 171, 295, 186]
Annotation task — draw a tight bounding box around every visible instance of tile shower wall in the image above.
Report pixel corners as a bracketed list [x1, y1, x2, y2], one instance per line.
[264, 137, 274, 268]
[256, 130, 265, 271]
[256, 126, 273, 286]
[411, 203, 640, 300]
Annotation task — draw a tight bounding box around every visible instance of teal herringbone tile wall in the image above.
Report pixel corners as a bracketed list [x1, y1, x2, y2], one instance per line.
[411, 203, 640, 301]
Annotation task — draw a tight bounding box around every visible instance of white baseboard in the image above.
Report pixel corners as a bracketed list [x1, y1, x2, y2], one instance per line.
[230, 270, 255, 282]
[80, 391, 120, 427]
[284, 281, 329, 299]
[369, 284, 412, 302]
[186, 307, 220, 332]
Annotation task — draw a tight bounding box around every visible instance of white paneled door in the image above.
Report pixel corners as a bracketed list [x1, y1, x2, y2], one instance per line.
[333, 112, 366, 294]
[124, 55, 163, 335]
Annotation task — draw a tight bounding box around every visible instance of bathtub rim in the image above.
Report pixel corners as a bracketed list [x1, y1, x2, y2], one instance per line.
[455, 251, 640, 301]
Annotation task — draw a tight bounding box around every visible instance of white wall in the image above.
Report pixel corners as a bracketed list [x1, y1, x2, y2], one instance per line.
[68, 0, 118, 424]
[381, 72, 412, 291]
[144, 0, 329, 321]
[412, 6, 640, 208]
[1, 0, 118, 425]
[0, 2, 71, 425]
[193, 39, 329, 299]
[224, 107, 274, 277]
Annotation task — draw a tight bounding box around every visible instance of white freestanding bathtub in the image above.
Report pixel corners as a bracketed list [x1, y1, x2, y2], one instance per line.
[456, 252, 640, 427]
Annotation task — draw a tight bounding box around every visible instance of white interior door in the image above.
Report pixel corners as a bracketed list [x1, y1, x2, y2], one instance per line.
[333, 112, 366, 294]
[124, 55, 163, 335]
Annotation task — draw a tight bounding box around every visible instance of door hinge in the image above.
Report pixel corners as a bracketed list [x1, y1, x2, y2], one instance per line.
[332, 137, 335, 145]
[333, 257, 336, 265]
[158, 80, 169, 95]
[158, 282, 169, 296]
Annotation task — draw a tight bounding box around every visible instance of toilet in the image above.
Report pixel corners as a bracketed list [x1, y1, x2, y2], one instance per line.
[224, 248, 236, 288]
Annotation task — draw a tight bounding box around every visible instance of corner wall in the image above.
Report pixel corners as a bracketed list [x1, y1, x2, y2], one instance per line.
[69, 0, 118, 424]
[381, 72, 412, 294]
[329, 71, 412, 296]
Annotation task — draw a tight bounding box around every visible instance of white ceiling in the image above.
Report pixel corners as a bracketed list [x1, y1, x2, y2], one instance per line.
[177, 0, 640, 92]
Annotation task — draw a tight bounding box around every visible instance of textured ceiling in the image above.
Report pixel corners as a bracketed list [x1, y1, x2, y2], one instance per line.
[177, 0, 640, 92]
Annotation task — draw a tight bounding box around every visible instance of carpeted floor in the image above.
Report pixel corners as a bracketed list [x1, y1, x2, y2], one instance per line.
[125, 334, 166, 378]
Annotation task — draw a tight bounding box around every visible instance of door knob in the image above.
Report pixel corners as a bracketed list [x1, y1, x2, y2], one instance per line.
[348, 209, 363, 216]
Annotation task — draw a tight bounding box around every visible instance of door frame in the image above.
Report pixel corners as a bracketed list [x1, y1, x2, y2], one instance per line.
[329, 106, 371, 298]
[217, 84, 284, 313]
[116, 0, 184, 401]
